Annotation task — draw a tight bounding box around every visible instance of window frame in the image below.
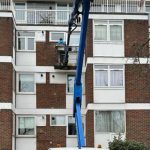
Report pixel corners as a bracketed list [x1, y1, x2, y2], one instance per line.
[50, 115, 66, 126]
[95, 110, 125, 133]
[17, 31, 36, 51]
[94, 65, 124, 88]
[49, 32, 66, 42]
[16, 73, 36, 94]
[67, 115, 85, 137]
[16, 116, 36, 137]
[94, 20, 123, 42]
[66, 74, 85, 94]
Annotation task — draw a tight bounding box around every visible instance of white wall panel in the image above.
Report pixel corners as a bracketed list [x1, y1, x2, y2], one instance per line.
[16, 95, 36, 108]
[16, 138, 36, 150]
[94, 43, 124, 57]
[94, 89, 125, 103]
[16, 52, 36, 66]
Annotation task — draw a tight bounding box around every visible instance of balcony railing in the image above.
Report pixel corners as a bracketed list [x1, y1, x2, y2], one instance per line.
[15, 9, 70, 25]
[90, 0, 146, 13]
[0, 0, 12, 10]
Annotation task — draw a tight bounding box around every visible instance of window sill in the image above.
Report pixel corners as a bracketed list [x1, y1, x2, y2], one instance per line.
[16, 92, 36, 95]
[94, 87, 125, 90]
[16, 50, 36, 53]
[94, 40, 123, 44]
[16, 135, 36, 138]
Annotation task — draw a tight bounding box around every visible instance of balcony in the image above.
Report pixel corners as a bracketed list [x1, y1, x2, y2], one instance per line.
[15, 9, 70, 25]
[0, 0, 12, 11]
[90, 0, 147, 13]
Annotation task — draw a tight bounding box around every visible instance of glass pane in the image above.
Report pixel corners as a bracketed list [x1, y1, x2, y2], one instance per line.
[69, 33, 80, 46]
[67, 75, 75, 93]
[68, 116, 76, 135]
[15, 10, 25, 21]
[18, 38, 25, 50]
[95, 70, 108, 86]
[110, 70, 123, 86]
[15, 3, 25, 9]
[95, 111, 111, 132]
[19, 74, 34, 92]
[18, 117, 34, 135]
[95, 25, 107, 40]
[51, 32, 65, 41]
[28, 38, 34, 50]
[18, 31, 35, 37]
[110, 25, 122, 41]
[111, 111, 125, 133]
[95, 65, 108, 69]
[110, 65, 123, 69]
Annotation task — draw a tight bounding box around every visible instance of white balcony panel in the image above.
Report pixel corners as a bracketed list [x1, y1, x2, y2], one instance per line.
[16, 138, 36, 150]
[66, 95, 86, 109]
[94, 89, 125, 103]
[16, 52, 36, 66]
[16, 95, 36, 109]
[95, 133, 125, 149]
[94, 43, 124, 57]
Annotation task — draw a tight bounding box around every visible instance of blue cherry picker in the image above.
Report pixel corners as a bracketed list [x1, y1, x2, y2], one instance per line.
[63, 0, 92, 148]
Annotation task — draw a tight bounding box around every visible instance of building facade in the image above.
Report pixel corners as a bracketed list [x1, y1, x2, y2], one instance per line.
[0, 0, 150, 150]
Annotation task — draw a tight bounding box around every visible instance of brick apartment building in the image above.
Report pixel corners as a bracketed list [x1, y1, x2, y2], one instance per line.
[0, 0, 150, 150]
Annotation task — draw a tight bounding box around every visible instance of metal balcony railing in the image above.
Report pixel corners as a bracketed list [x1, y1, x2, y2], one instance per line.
[0, 0, 12, 10]
[90, 0, 146, 13]
[15, 9, 70, 25]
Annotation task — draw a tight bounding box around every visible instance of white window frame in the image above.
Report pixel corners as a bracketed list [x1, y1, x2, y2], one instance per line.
[49, 32, 66, 42]
[15, 2, 27, 23]
[17, 31, 36, 51]
[16, 116, 36, 137]
[66, 74, 85, 94]
[67, 115, 86, 137]
[94, 20, 124, 43]
[16, 73, 36, 94]
[50, 115, 66, 126]
[94, 110, 125, 134]
[94, 65, 124, 88]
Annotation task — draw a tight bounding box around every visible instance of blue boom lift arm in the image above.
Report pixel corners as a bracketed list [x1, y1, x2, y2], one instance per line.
[64, 0, 92, 148]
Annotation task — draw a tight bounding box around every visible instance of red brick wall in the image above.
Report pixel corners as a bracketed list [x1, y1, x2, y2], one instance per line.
[37, 115, 66, 150]
[0, 110, 13, 150]
[125, 64, 150, 103]
[126, 110, 150, 149]
[37, 73, 66, 108]
[85, 19, 93, 60]
[124, 20, 149, 57]
[0, 63, 13, 102]
[36, 31, 57, 66]
[86, 110, 94, 147]
[85, 64, 93, 105]
[0, 17, 13, 56]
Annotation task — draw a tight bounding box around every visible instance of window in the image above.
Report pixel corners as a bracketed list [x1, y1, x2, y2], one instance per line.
[51, 115, 66, 126]
[17, 31, 35, 51]
[95, 65, 123, 87]
[67, 75, 85, 93]
[68, 116, 85, 136]
[50, 32, 66, 42]
[17, 117, 35, 136]
[15, 3, 26, 22]
[94, 20, 123, 41]
[69, 32, 80, 46]
[18, 74, 34, 93]
[95, 111, 125, 133]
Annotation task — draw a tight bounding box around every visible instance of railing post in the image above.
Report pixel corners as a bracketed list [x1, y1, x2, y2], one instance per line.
[126, 0, 127, 13]
[107, 0, 108, 13]
[35, 10, 37, 24]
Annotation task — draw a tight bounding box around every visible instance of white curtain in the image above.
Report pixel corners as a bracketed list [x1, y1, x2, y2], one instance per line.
[96, 111, 125, 133]
[96, 111, 111, 132]
[110, 25, 122, 41]
[95, 25, 107, 40]
[111, 111, 125, 133]
[95, 70, 108, 86]
[110, 70, 123, 86]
